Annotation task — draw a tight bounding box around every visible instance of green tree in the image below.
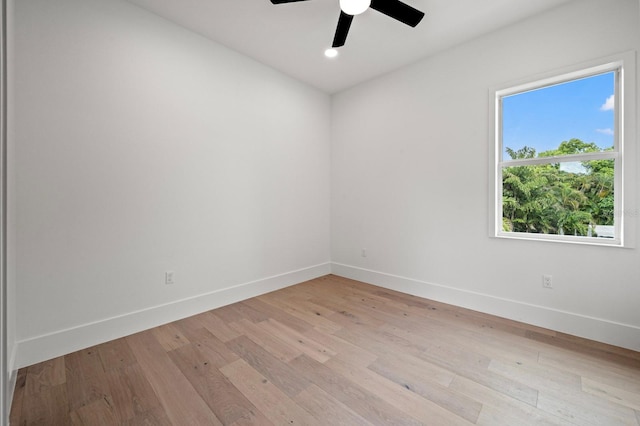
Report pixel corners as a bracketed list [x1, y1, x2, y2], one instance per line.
[502, 138, 614, 236]
[539, 138, 601, 156]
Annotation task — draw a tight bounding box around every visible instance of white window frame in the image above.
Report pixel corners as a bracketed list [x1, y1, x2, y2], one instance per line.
[489, 52, 637, 247]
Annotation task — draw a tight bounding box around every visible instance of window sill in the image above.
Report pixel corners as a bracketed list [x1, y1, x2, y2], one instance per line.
[494, 231, 624, 248]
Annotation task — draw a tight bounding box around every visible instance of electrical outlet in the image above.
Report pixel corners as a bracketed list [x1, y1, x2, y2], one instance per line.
[165, 271, 175, 285]
[361, 248, 367, 257]
[542, 274, 553, 289]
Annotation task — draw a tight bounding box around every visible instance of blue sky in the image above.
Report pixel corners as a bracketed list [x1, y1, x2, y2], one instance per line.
[502, 72, 615, 158]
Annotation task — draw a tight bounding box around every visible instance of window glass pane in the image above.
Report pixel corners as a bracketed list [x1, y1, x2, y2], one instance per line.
[502, 159, 614, 237]
[502, 72, 615, 159]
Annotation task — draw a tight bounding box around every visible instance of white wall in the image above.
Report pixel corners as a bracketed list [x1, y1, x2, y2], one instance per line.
[331, 0, 640, 350]
[10, 0, 640, 374]
[12, 0, 331, 367]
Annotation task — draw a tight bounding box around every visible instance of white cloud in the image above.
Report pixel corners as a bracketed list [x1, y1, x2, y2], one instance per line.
[600, 94, 614, 111]
[596, 128, 614, 136]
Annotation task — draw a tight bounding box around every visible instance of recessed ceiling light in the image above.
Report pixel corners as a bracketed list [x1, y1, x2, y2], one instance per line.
[324, 48, 338, 58]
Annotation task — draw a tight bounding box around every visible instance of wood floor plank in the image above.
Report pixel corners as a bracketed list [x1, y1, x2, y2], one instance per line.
[450, 375, 573, 426]
[255, 318, 337, 363]
[337, 291, 445, 332]
[24, 356, 66, 395]
[293, 383, 373, 426]
[226, 335, 310, 398]
[97, 338, 138, 372]
[552, 331, 640, 361]
[125, 330, 223, 425]
[417, 348, 540, 406]
[537, 391, 638, 426]
[369, 351, 456, 388]
[167, 343, 263, 425]
[11, 275, 640, 426]
[380, 322, 541, 407]
[289, 354, 424, 426]
[285, 298, 338, 320]
[367, 356, 482, 423]
[486, 360, 639, 424]
[582, 377, 640, 412]
[220, 358, 320, 426]
[326, 356, 477, 425]
[302, 292, 353, 314]
[275, 280, 326, 300]
[325, 303, 387, 329]
[382, 316, 540, 368]
[240, 297, 314, 334]
[226, 301, 271, 323]
[487, 358, 582, 395]
[381, 322, 493, 372]
[345, 280, 554, 359]
[192, 334, 240, 369]
[105, 363, 163, 422]
[64, 347, 113, 412]
[228, 318, 302, 362]
[9, 368, 27, 425]
[151, 322, 190, 352]
[227, 412, 276, 426]
[258, 294, 343, 334]
[527, 331, 640, 369]
[333, 321, 425, 359]
[301, 327, 378, 367]
[197, 311, 242, 342]
[172, 314, 217, 343]
[368, 285, 554, 341]
[539, 350, 640, 389]
[439, 325, 541, 365]
[121, 406, 173, 426]
[69, 395, 120, 426]
[21, 383, 70, 425]
[536, 375, 640, 425]
[475, 403, 572, 426]
[214, 302, 269, 324]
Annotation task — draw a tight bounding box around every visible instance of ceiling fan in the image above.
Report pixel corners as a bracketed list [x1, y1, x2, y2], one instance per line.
[270, 0, 425, 48]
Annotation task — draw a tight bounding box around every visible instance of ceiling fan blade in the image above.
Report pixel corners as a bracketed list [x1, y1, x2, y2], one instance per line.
[332, 11, 354, 48]
[270, 0, 310, 4]
[369, 0, 424, 27]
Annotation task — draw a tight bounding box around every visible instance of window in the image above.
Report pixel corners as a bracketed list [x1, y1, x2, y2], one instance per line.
[490, 53, 636, 246]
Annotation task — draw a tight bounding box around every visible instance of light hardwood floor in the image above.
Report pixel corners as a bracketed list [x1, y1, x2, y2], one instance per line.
[10, 275, 640, 425]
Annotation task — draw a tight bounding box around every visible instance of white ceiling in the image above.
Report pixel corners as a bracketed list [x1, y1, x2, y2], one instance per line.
[125, 0, 573, 93]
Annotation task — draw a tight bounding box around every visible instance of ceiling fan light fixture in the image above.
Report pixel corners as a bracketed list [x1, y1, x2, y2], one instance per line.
[339, 0, 371, 16]
[324, 48, 339, 58]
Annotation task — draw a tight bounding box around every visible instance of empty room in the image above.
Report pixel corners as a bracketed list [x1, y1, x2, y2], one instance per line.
[1, 0, 640, 424]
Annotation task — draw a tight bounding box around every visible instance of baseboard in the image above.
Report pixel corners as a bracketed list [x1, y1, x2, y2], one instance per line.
[5, 368, 16, 424]
[15, 263, 331, 369]
[331, 263, 640, 352]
